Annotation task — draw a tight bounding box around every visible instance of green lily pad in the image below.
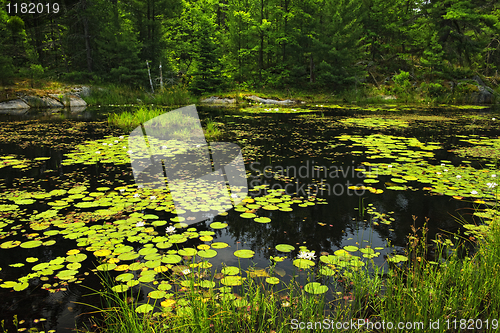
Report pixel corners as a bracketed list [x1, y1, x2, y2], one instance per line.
[178, 248, 197, 257]
[275, 244, 295, 253]
[221, 276, 244, 286]
[221, 266, 240, 275]
[13, 282, 29, 291]
[211, 242, 229, 249]
[116, 273, 135, 282]
[118, 252, 140, 261]
[344, 246, 359, 252]
[304, 282, 328, 294]
[148, 290, 166, 299]
[66, 253, 87, 263]
[161, 255, 182, 264]
[254, 217, 271, 223]
[200, 280, 215, 288]
[96, 263, 117, 271]
[265, 277, 280, 285]
[197, 249, 218, 258]
[111, 285, 129, 293]
[135, 304, 154, 314]
[1, 240, 21, 249]
[240, 213, 256, 218]
[234, 249, 255, 258]
[20, 240, 43, 249]
[56, 270, 78, 280]
[210, 222, 228, 229]
[293, 259, 315, 269]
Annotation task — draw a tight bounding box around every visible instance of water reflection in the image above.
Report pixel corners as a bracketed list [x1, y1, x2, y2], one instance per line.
[0, 104, 498, 331]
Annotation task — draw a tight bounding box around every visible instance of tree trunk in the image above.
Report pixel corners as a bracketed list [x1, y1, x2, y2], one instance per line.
[310, 55, 315, 83]
[81, 0, 92, 72]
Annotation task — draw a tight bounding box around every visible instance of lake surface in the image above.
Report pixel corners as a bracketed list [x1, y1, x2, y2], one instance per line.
[0, 104, 498, 332]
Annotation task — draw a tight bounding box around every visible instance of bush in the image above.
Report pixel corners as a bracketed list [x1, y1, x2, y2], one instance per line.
[392, 70, 413, 100]
[420, 82, 447, 97]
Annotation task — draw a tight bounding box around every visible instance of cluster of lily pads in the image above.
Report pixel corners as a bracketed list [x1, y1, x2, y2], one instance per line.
[239, 107, 318, 113]
[332, 133, 500, 205]
[339, 118, 409, 129]
[0, 155, 50, 170]
[451, 135, 500, 160]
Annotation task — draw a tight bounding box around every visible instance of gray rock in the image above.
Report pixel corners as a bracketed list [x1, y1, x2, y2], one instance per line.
[471, 85, 493, 104]
[61, 94, 87, 108]
[200, 96, 236, 104]
[0, 99, 30, 110]
[72, 86, 92, 97]
[246, 95, 294, 105]
[21, 95, 64, 108]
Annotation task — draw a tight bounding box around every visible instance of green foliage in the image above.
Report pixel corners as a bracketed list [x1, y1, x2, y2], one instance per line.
[392, 70, 412, 100]
[1, 0, 499, 99]
[420, 82, 448, 98]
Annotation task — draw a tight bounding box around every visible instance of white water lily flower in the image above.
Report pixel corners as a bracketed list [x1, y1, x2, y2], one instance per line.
[231, 193, 239, 198]
[297, 251, 309, 259]
[297, 251, 316, 260]
[492, 174, 497, 178]
[150, 196, 156, 200]
[436, 172, 441, 175]
[166, 226, 176, 234]
[161, 145, 167, 149]
[114, 140, 119, 143]
[136, 221, 145, 227]
[444, 169, 448, 172]
[133, 193, 140, 198]
[305, 252, 316, 260]
[119, 136, 124, 139]
[492, 118, 496, 121]
[388, 165, 392, 168]
[486, 182, 498, 189]
[127, 150, 133, 154]
[119, 188, 125, 193]
[456, 175, 462, 179]
[441, 163, 445, 166]
[471, 190, 478, 195]
[96, 151, 100, 154]
[182, 269, 191, 275]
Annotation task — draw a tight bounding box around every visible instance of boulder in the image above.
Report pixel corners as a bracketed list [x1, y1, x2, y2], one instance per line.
[457, 76, 497, 104]
[200, 96, 237, 104]
[21, 95, 64, 108]
[471, 85, 494, 104]
[61, 94, 87, 108]
[72, 86, 92, 98]
[245, 95, 295, 105]
[0, 99, 30, 110]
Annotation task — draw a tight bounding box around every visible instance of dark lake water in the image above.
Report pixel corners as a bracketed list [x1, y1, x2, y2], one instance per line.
[0, 104, 498, 332]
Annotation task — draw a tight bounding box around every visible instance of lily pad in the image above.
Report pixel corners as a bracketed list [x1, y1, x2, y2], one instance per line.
[221, 266, 240, 275]
[135, 304, 154, 314]
[304, 282, 328, 294]
[197, 249, 218, 258]
[275, 244, 295, 253]
[221, 276, 244, 286]
[234, 249, 255, 258]
[20, 240, 43, 249]
[210, 222, 228, 229]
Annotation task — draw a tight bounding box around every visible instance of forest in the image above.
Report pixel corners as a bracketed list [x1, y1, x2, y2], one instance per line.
[1, 0, 499, 95]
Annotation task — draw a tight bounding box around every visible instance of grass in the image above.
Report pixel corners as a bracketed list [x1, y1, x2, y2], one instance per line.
[108, 106, 223, 141]
[73, 207, 500, 333]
